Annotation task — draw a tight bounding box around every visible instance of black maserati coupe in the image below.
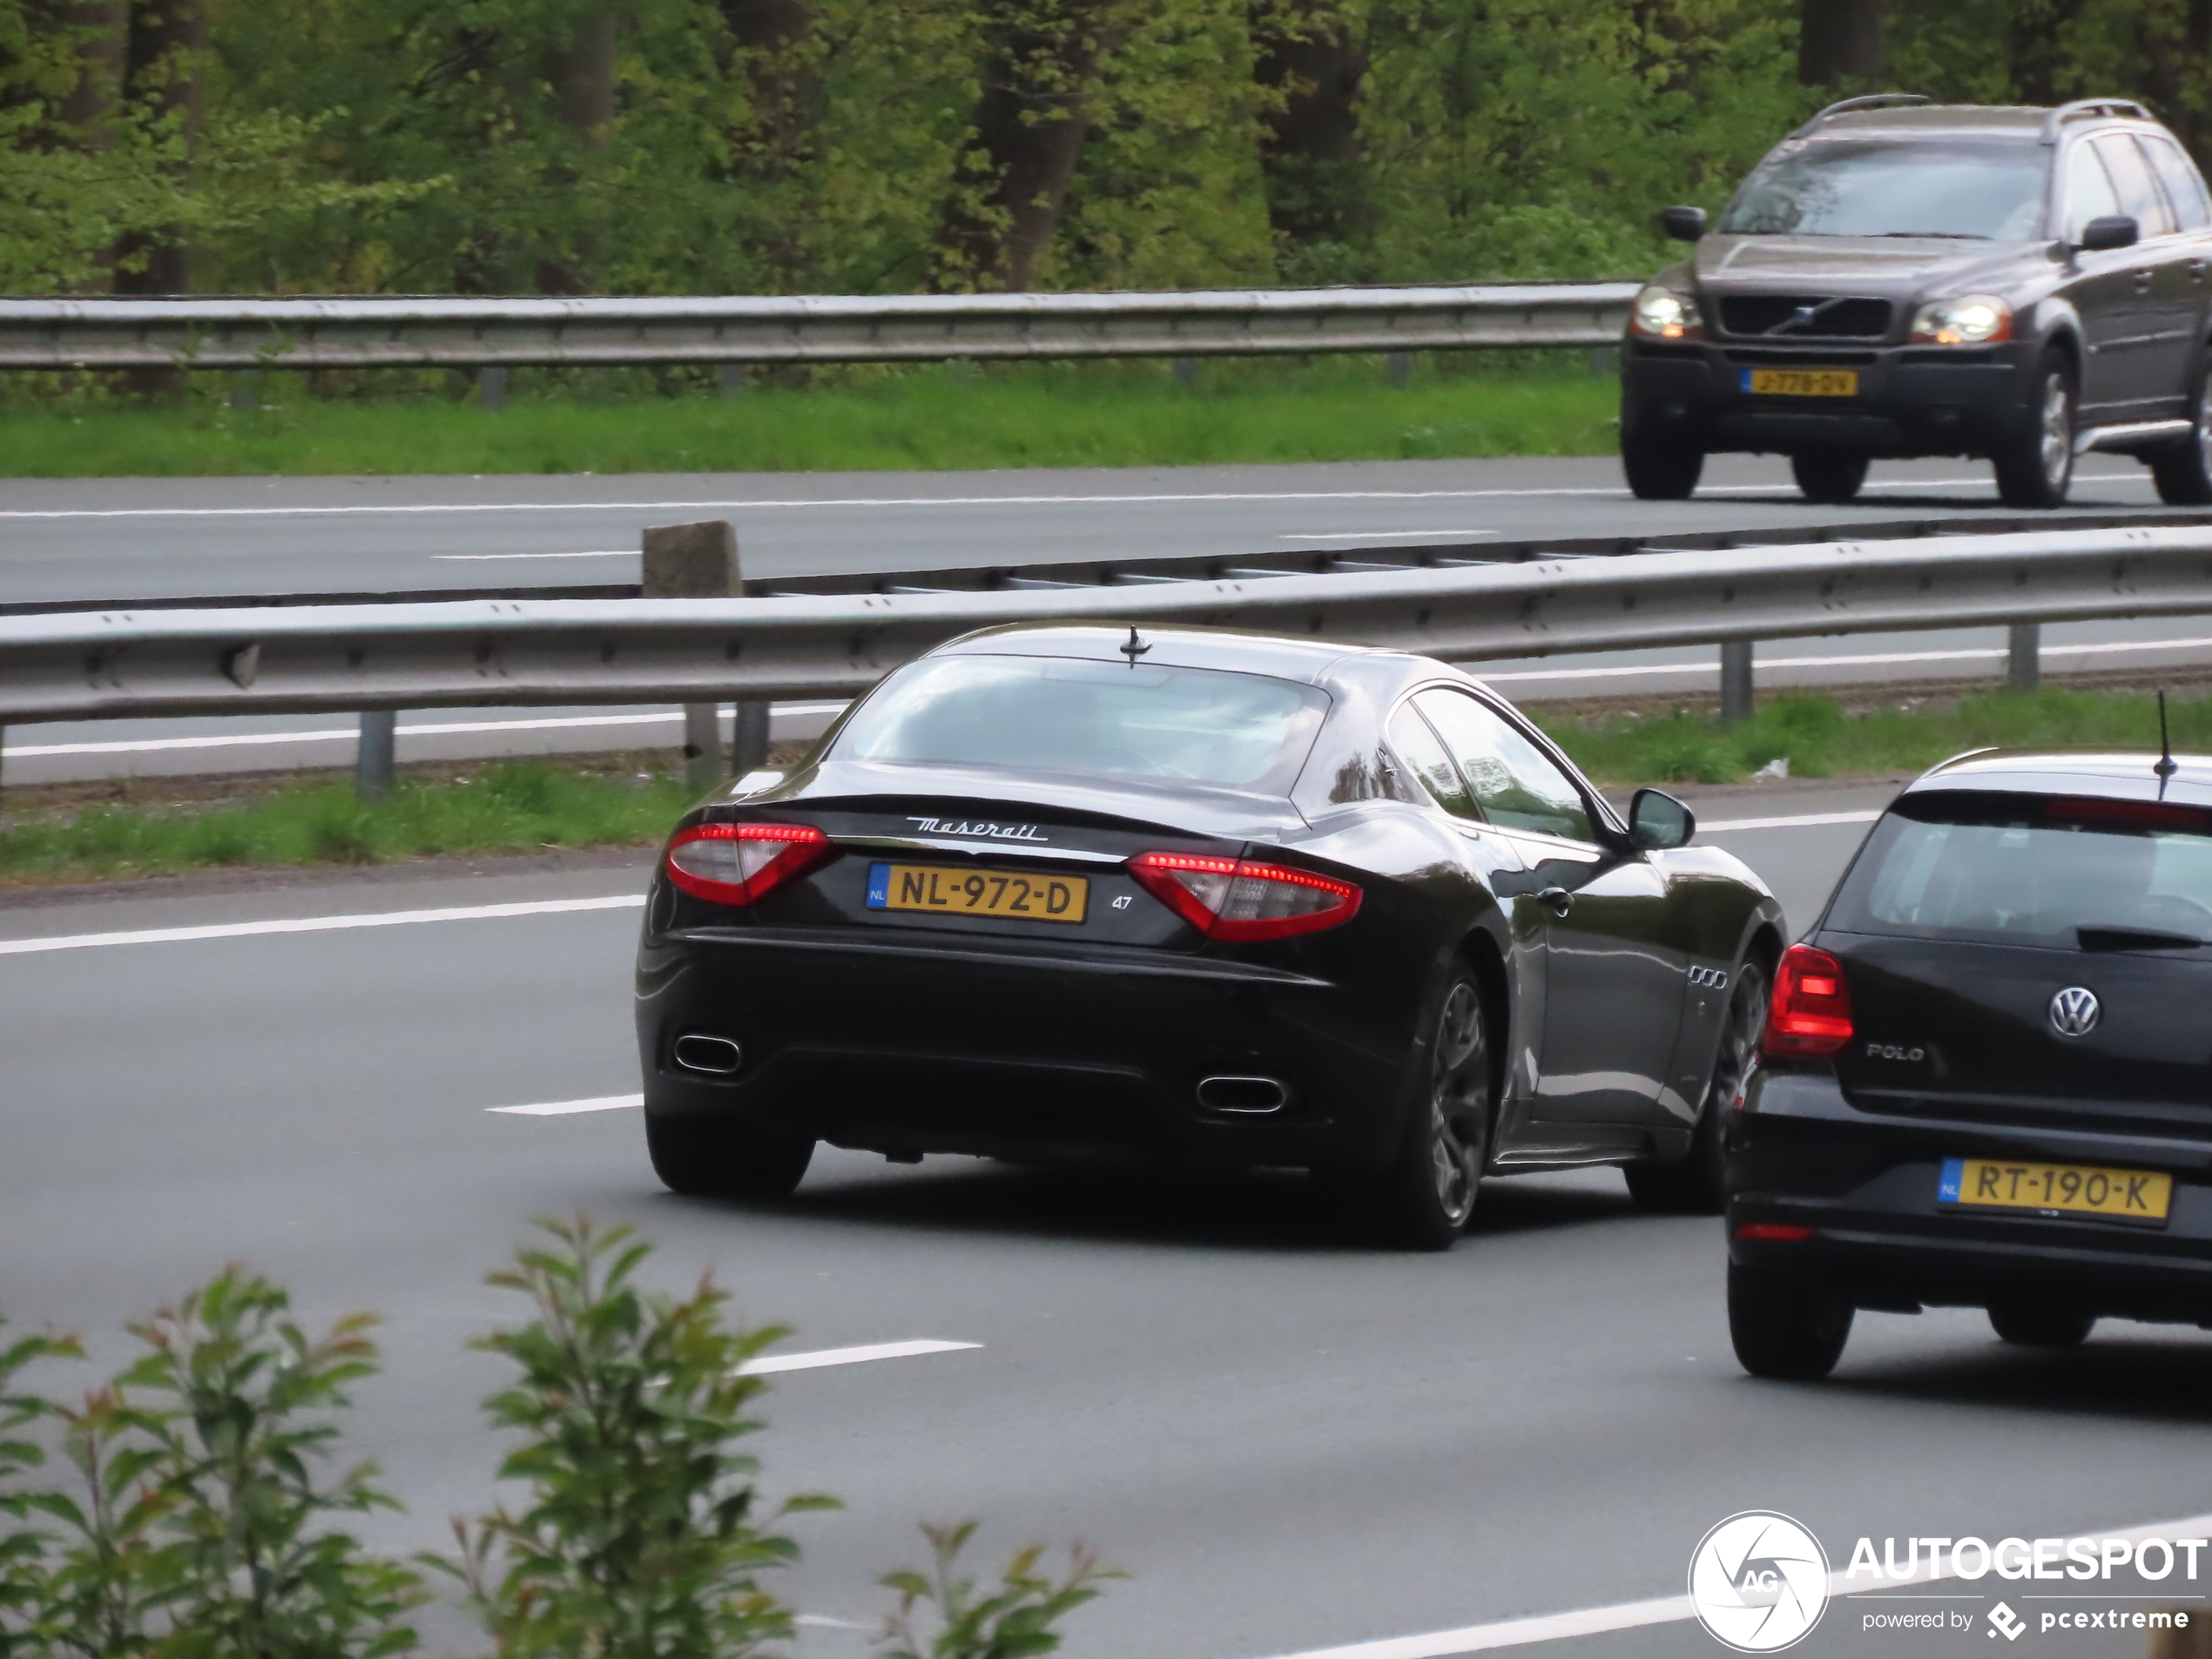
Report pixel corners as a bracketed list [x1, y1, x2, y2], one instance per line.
[1728, 748, 2212, 1375]
[634, 623, 1784, 1249]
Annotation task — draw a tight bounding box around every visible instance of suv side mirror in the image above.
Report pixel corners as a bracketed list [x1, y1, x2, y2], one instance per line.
[1629, 788, 1696, 851]
[1661, 205, 1708, 242]
[2079, 213, 2140, 251]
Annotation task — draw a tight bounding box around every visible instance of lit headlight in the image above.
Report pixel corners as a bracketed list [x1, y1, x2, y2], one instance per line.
[1908, 294, 2012, 346]
[1631, 286, 1703, 341]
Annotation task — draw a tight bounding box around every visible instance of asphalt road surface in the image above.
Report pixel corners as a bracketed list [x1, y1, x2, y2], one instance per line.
[5, 453, 2210, 786]
[1, 781, 2200, 1659]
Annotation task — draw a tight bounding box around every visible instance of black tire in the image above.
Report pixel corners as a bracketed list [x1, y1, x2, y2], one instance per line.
[1728, 1261, 1853, 1380]
[1993, 349, 2077, 508]
[2150, 365, 2212, 505]
[1988, 1305, 2096, 1349]
[1790, 450, 1869, 504]
[1340, 968, 1493, 1251]
[1621, 426, 1704, 501]
[1627, 960, 1768, 1215]
[644, 1111, 814, 1200]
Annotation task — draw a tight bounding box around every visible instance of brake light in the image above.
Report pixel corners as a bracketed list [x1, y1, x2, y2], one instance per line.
[1129, 851, 1362, 941]
[1763, 943, 1854, 1057]
[664, 822, 833, 906]
[1736, 1223, 1814, 1242]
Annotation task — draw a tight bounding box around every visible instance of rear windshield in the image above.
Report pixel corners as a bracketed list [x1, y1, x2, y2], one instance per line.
[832, 653, 1329, 793]
[1719, 139, 2048, 239]
[1827, 790, 2212, 948]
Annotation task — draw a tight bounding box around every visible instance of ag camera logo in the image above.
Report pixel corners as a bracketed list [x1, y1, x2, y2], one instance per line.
[1689, 1511, 1831, 1652]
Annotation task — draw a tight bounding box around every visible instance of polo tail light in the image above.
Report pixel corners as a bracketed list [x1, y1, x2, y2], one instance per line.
[665, 822, 833, 906]
[1129, 851, 1361, 941]
[1764, 943, 1854, 1058]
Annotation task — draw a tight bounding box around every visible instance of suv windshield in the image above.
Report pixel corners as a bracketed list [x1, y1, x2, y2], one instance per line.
[1826, 790, 2212, 948]
[1719, 139, 2047, 239]
[832, 653, 1329, 792]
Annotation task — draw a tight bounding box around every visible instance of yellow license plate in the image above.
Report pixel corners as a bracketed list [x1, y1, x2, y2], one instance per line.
[1939, 1157, 2172, 1224]
[865, 861, 1088, 924]
[1742, 367, 1859, 397]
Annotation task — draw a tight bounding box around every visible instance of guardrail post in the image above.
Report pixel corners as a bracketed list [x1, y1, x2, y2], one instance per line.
[1589, 345, 1619, 377]
[2007, 623, 2040, 691]
[1172, 356, 1197, 388]
[478, 366, 508, 412]
[357, 710, 396, 800]
[1720, 640, 1755, 725]
[643, 518, 749, 793]
[718, 362, 747, 399]
[1386, 352, 1412, 388]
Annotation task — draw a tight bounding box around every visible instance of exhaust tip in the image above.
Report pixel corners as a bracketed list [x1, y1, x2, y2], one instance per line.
[1197, 1075, 1288, 1115]
[672, 1034, 743, 1076]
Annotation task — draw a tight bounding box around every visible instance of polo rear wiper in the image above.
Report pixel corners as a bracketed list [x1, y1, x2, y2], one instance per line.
[2077, 924, 2202, 952]
[1878, 232, 1992, 239]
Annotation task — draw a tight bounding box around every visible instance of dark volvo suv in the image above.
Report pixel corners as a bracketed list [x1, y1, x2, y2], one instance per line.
[1622, 95, 2212, 509]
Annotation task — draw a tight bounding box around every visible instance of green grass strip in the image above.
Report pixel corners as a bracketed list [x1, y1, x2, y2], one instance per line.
[0, 363, 1616, 477]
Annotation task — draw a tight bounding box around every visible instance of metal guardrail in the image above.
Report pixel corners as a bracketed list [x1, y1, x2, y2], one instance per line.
[3, 524, 2209, 725]
[0, 283, 1639, 371]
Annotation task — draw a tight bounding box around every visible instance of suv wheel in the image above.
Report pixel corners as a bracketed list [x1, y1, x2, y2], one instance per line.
[1728, 1262, 1853, 1380]
[1790, 451, 1868, 504]
[1993, 350, 2077, 508]
[1622, 426, 1704, 501]
[1627, 960, 1767, 1215]
[2150, 364, 2212, 505]
[1989, 1305, 2096, 1349]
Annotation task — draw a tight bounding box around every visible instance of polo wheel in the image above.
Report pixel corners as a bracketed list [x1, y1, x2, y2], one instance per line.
[645, 1111, 814, 1200]
[1728, 1262, 1852, 1380]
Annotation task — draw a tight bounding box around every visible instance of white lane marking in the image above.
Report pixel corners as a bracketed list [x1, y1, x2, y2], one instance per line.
[1702, 808, 1882, 832]
[489, 1093, 643, 1116]
[739, 1339, 981, 1376]
[1278, 529, 1501, 542]
[1249, 1508, 2212, 1659]
[2, 701, 851, 759]
[0, 894, 644, 957]
[1483, 632, 2212, 684]
[435, 550, 635, 561]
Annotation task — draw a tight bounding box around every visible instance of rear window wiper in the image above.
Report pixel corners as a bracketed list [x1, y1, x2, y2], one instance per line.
[2077, 924, 2202, 952]
[1878, 232, 1992, 239]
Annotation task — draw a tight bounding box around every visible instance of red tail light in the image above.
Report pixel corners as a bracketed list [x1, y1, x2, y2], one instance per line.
[1129, 851, 1361, 941]
[1736, 1223, 1814, 1242]
[665, 822, 833, 906]
[1764, 943, 1854, 1057]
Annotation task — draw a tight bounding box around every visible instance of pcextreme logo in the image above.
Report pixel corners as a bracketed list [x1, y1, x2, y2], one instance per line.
[1689, 1511, 1831, 1652]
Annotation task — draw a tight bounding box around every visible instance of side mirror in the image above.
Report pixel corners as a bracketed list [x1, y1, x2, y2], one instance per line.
[1661, 205, 1709, 242]
[2079, 213, 2140, 252]
[1629, 787, 1696, 851]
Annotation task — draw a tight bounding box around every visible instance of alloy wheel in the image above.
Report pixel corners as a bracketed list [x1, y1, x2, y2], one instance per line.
[1710, 964, 1770, 1115]
[1427, 981, 1489, 1227]
[2038, 372, 2074, 491]
[2196, 370, 2212, 478]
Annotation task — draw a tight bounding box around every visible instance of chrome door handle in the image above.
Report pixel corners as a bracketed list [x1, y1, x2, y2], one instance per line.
[1536, 886, 1574, 918]
[2137, 268, 2156, 292]
[2191, 260, 2209, 281]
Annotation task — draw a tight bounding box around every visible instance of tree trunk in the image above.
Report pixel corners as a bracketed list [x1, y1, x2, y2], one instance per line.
[932, 0, 1122, 293]
[536, 10, 617, 295]
[111, 0, 199, 398]
[1250, 1, 1368, 253]
[2006, 0, 2086, 107]
[1797, 0, 1883, 88]
[721, 0, 815, 179]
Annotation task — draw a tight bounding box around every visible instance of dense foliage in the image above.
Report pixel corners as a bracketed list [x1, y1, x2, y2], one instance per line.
[1, 0, 2207, 302]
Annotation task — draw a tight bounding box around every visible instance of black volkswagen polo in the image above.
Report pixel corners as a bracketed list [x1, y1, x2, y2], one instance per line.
[636, 623, 1783, 1250]
[1727, 747, 2212, 1377]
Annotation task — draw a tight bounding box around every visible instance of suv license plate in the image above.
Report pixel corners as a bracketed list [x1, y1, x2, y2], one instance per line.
[1938, 1157, 2172, 1225]
[1742, 368, 1858, 397]
[866, 861, 1088, 924]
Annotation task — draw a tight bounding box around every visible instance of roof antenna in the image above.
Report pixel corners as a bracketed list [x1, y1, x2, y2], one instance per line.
[1119, 624, 1151, 667]
[2156, 689, 2179, 787]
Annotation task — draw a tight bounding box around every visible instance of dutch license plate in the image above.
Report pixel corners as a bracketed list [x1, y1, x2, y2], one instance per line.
[1938, 1157, 2173, 1225]
[865, 861, 1088, 924]
[1741, 367, 1859, 397]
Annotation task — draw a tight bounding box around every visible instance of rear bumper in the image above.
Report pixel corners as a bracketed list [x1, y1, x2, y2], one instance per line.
[1726, 1068, 2212, 1323]
[636, 922, 1416, 1170]
[1622, 337, 2038, 459]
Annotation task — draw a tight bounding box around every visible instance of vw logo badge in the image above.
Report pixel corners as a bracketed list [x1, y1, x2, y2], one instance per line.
[2049, 986, 2101, 1039]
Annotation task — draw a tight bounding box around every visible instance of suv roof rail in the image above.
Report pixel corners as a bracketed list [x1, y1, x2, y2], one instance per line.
[2040, 98, 2155, 144]
[1790, 92, 1930, 138]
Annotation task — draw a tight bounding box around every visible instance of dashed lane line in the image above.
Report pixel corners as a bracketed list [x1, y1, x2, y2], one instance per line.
[0, 894, 646, 957]
[1701, 809, 1882, 833]
[739, 1339, 982, 1376]
[489, 1094, 643, 1116]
